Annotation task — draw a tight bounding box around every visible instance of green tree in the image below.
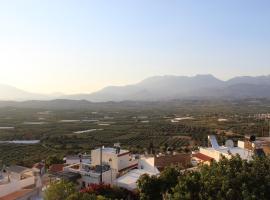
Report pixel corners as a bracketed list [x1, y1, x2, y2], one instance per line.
[137, 174, 162, 200]
[159, 166, 181, 196]
[46, 155, 64, 168]
[44, 181, 76, 200]
[172, 155, 270, 200]
[66, 192, 98, 200]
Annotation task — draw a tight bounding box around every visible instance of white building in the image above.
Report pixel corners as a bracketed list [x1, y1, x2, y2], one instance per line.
[63, 146, 160, 190]
[115, 157, 160, 191]
[64, 146, 139, 188]
[0, 165, 42, 199]
[91, 147, 138, 173]
[64, 162, 116, 186]
[192, 135, 264, 164]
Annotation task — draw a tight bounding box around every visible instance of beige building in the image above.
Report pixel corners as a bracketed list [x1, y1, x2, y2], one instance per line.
[91, 147, 138, 173]
[64, 146, 139, 188]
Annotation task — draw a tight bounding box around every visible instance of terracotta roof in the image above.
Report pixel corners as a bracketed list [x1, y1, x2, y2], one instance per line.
[192, 153, 214, 162]
[0, 189, 33, 200]
[49, 164, 64, 173]
[117, 151, 131, 157]
[154, 153, 191, 170]
[118, 163, 138, 173]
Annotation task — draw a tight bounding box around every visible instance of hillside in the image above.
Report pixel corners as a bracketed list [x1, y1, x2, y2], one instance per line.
[1, 74, 270, 101]
[66, 74, 270, 101]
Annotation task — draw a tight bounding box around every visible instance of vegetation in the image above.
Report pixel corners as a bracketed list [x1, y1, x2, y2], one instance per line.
[44, 181, 136, 200]
[80, 183, 137, 199]
[137, 155, 270, 200]
[45, 155, 270, 200]
[44, 181, 77, 200]
[1, 99, 270, 165]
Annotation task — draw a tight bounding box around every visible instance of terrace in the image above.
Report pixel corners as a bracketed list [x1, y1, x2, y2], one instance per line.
[64, 163, 111, 177]
[0, 166, 37, 198]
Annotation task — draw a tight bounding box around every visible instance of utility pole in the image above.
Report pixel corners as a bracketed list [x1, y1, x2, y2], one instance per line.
[0, 160, 2, 179]
[100, 147, 103, 184]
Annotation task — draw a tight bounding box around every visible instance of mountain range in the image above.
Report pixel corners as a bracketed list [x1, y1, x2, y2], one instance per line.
[1, 74, 270, 102]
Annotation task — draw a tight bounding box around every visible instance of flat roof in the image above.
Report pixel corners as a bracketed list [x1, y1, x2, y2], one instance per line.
[200, 146, 252, 160]
[66, 155, 91, 159]
[116, 169, 158, 190]
[65, 163, 111, 174]
[257, 137, 270, 142]
[7, 165, 31, 174]
[55, 171, 81, 182]
[95, 147, 129, 155]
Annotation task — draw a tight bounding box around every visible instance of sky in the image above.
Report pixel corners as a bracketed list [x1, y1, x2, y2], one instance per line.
[0, 0, 270, 94]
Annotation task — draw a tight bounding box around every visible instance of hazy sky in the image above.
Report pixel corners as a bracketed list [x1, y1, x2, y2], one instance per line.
[0, 0, 270, 94]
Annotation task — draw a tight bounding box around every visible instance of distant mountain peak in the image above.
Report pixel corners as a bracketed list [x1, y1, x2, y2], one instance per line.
[1, 74, 270, 102]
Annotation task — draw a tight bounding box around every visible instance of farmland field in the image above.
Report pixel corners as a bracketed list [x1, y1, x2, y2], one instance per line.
[0, 99, 270, 166]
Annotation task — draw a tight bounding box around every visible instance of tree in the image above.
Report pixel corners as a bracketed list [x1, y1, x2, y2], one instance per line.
[46, 155, 64, 168]
[172, 171, 202, 200]
[80, 183, 132, 199]
[159, 166, 181, 196]
[172, 155, 270, 200]
[44, 181, 76, 200]
[137, 174, 162, 200]
[136, 167, 182, 200]
[66, 192, 98, 200]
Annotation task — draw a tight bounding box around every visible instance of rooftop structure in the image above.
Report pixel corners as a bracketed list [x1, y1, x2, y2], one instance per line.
[6, 165, 31, 175]
[55, 171, 81, 182]
[199, 145, 252, 161]
[49, 164, 64, 174]
[0, 165, 41, 199]
[115, 157, 159, 191]
[64, 161, 116, 186]
[154, 153, 191, 171]
[0, 189, 39, 200]
[115, 169, 157, 191]
[191, 153, 214, 166]
[62, 146, 139, 188]
[91, 146, 138, 173]
[64, 154, 91, 165]
[192, 135, 265, 164]
[62, 146, 162, 191]
[256, 137, 270, 155]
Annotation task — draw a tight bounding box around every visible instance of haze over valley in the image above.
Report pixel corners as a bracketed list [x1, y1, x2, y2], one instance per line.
[1, 74, 270, 102]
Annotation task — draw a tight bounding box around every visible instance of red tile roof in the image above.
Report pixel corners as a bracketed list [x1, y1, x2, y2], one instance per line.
[117, 151, 131, 157]
[49, 164, 64, 173]
[192, 153, 214, 162]
[118, 163, 138, 173]
[154, 153, 191, 171]
[0, 189, 33, 200]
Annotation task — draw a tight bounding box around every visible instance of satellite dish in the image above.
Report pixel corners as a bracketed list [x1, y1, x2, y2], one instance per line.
[250, 135, 256, 142]
[225, 140, 234, 148]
